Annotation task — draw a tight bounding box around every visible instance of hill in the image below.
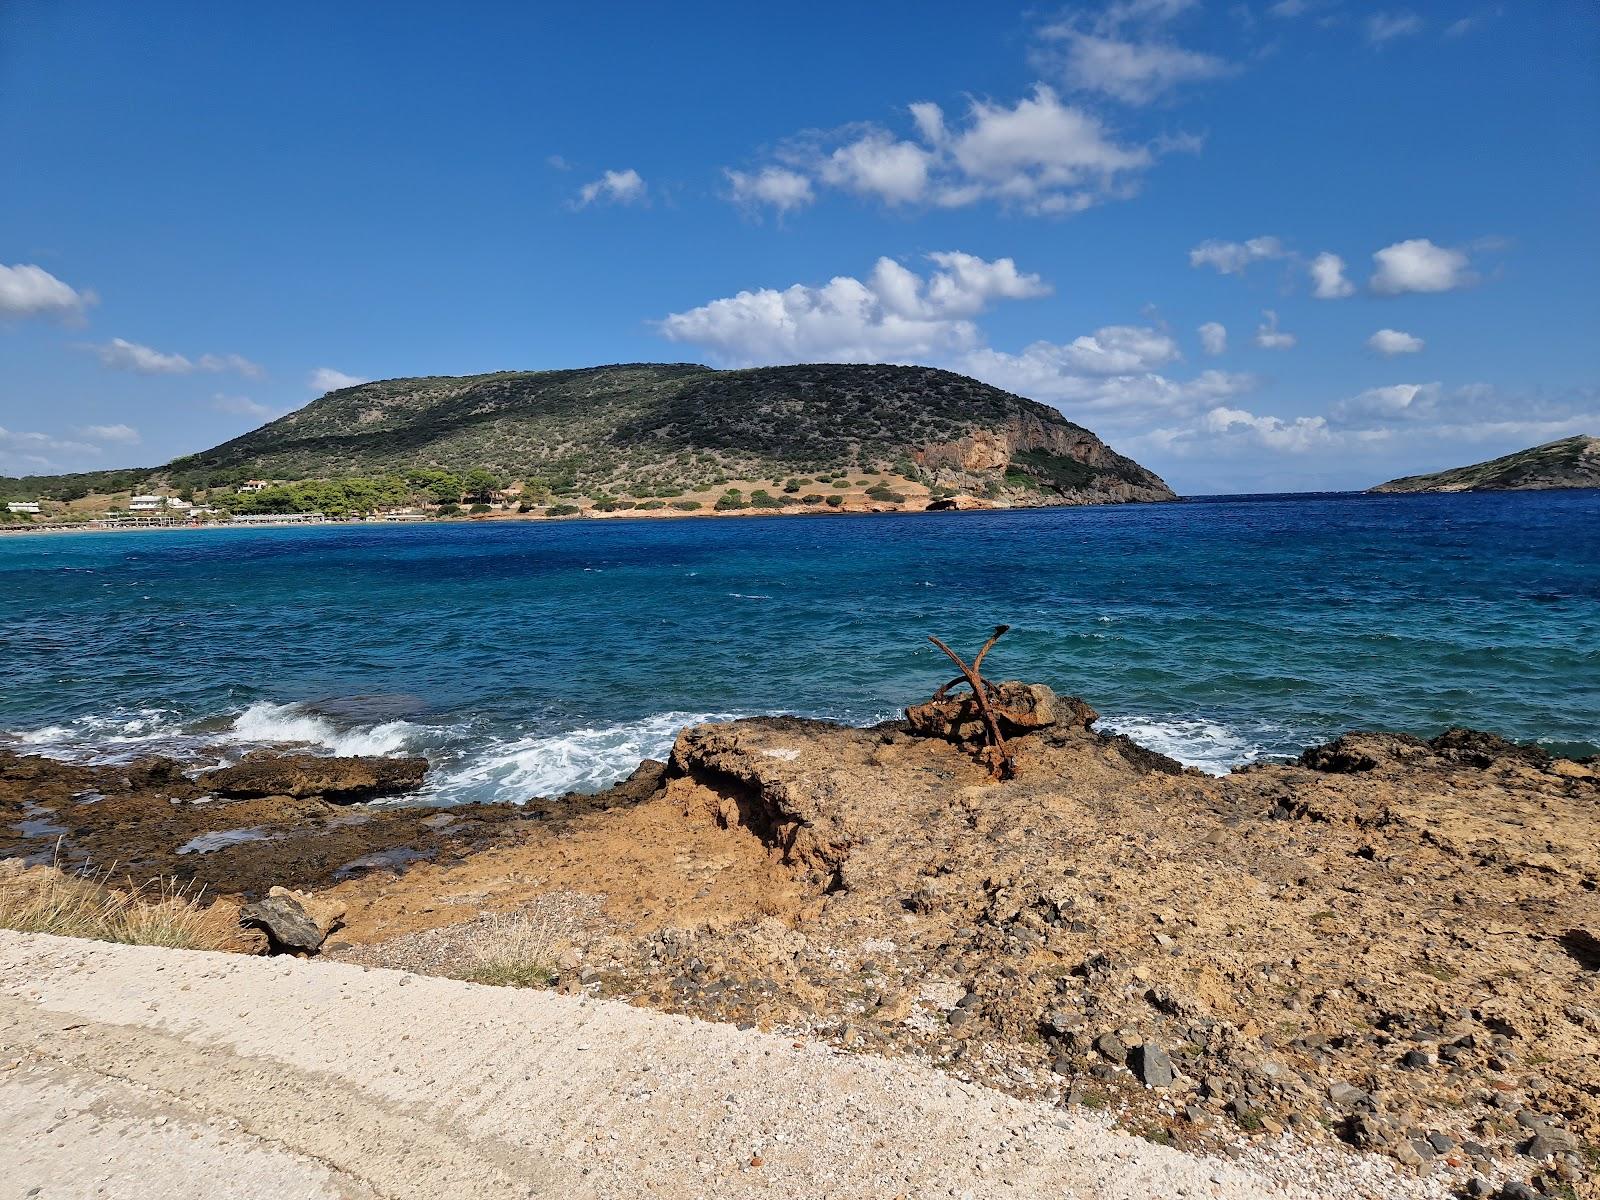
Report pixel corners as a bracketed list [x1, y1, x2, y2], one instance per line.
[1371, 435, 1599, 493]
[2, 363, 1174, 509]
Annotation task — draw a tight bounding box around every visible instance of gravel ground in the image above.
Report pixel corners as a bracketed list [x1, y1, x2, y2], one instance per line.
[0, 931, 1452, 1200]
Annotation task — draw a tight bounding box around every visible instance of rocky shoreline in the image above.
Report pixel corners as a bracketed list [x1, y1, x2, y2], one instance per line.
[3, 692, 1596, 1198]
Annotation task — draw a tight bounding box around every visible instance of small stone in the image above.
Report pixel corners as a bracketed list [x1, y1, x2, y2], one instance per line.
[1401, 1048, 1437, 1069]
[1328, 1081, 1369, 1108]
[1498, 1183, 1538, 1200]
[1094, 1032, 1126, 1062]
[1425, 1131, 1456, 1154]
[1128, 1042, 1175, 1089]
[1465, 1178, 1492, 1199]
[1521, 1134, 1556, 1160]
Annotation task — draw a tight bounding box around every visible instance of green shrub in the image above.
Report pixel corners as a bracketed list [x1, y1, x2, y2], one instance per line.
[638, 499, 666, 510]
[592, 500, 618, 512]
[436, 503, 461, 517]
[672, 500, 702, 511]
[866, 488, 906, 503]
[826, 495, 845, 507]
[469, 502, 492, 514]
[546, 503, 580, 517]
[832, 479, 851, 489]
[714, 489, 746, 512]
[750, 489, 783, 509]
[801, 494, 824, 505]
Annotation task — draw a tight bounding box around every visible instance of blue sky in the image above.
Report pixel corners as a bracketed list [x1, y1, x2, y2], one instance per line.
[1, 1, 1596, 493]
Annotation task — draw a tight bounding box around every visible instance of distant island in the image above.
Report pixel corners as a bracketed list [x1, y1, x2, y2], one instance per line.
[1371, 434, 1599, 494]
[1, 363, 1174, 527]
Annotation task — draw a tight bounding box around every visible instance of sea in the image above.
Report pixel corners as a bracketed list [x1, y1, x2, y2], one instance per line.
[3, 490, 1596, 806]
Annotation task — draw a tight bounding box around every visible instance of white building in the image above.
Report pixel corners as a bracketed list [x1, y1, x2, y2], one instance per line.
[128, 495, 163, 512]
[229, 511, 326, 525]
[237, 480, 271, 494]
[166, 497, 193, 511]
[6, 501, 40, 514]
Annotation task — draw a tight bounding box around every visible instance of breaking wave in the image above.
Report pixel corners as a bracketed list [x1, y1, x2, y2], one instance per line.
[1096, 713, 1291, 775]
[229, 701, 420, 757]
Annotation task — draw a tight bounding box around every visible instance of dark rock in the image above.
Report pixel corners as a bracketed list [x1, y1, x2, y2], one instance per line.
[1465, 1178, 1492, 1198]
[200, 752, 427, 803]
[1429, 729, 1549, 770]
[1425, 1131, 1456, 1154]
[1094, 1032, 1127, 1062]
[1401, 1048, 1437, 1069]
[1128, 1042, 1175, 1088]
[1497, 1183, 1538, 1200]
[238, 886, 344, 954]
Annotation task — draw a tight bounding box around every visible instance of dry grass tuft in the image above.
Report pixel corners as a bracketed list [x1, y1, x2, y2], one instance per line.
[455, 908, 567, 989]
[0, 854, 232, 951]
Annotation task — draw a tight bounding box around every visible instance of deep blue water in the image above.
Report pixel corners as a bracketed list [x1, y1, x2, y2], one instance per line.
[3, 491, 1596, 804]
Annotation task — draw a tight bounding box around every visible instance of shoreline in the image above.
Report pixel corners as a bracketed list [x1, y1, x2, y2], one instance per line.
[4, 701, 1594, 1199]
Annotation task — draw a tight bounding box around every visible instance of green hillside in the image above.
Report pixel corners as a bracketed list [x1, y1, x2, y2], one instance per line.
[1371, 435, 1599, 493]
[3, 363, 1175, 507]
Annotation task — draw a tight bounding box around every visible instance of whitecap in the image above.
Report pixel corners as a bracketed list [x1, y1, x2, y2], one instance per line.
[229, 701, 420, 757]
[423, 710, 737, 805]
[1096, 714, 1278, 775]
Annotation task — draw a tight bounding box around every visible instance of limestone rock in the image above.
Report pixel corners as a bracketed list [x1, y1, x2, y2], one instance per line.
[238, 885, 345, 954]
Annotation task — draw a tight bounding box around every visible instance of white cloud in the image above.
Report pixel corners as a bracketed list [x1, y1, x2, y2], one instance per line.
[1367, 328, 1425, 356]
[818, 133, 935, 206]
[1308, 251, 1355, 299]
[1267, 0, 1314, 15]
[212, 393, 277, 419]
[1254, 309, 1296, 349]
[1197, 321, 1227, 355]
[575, 168, 646, 208]
[1202, 406, 1330, 451]
[545, 154, 571, 171]
[730, 85, 1156, 218]
[0, 262, 96, 321]
[0, 425, 101, 463]
[78, 423, 140, 444]
[1035, 27, 1231, 105]
[942, 87, 1152, 213]
[87, 338, 263, 377]
[962, 343, 1254, 423]
[1188, 236, 1287, 274]
[725, 166, 815, 214]
[309, 368, 367, 392]
[1367, 11, 1424, 43]
[1332, 382, 1441, 422]
[657, 251, 1049, 366]
[1370, 238, 1473, 294]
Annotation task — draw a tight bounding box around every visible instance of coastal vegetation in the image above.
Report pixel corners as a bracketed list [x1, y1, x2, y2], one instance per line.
[1372, 434, 1599, 493]
[0, 363, 1175, 522]
[0, 859, 230, 951]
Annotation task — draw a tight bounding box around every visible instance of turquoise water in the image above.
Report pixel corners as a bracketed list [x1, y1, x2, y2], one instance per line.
[3, 491, 1597, 804]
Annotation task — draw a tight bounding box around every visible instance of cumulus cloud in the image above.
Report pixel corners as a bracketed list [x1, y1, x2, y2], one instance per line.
[1370, 238, 1473, 294]
[1308, 252, 1355, 299]
[78, 423, 140, 444]
[212, 393, 277, 419]
[1332, 382, 1441, 422]
[0, 262, 96, 322]
[725, 166, 815, 214]
[657, 251, 1050, 366]
[1197, 321, 1227, 355]
[1254, 310, 1296, 349]
[1188, 236, 1287, 275]
[309, 367, 367, 393]
[1202, 406, 1330, 451]
[86, 338, 263, 377]
[1366, 11, 1424, 44]
[575, 168, 646, 208]
[963, 345, 1254, 424]
[727, 85, 1158, 218]
[1367, 328, 1425, 356]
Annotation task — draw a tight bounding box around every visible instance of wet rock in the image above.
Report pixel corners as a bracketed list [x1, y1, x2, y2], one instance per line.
[238, 885, 345, 954]
[199, 752, 428, 803]
[1128, 1042, 1175, 1088]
